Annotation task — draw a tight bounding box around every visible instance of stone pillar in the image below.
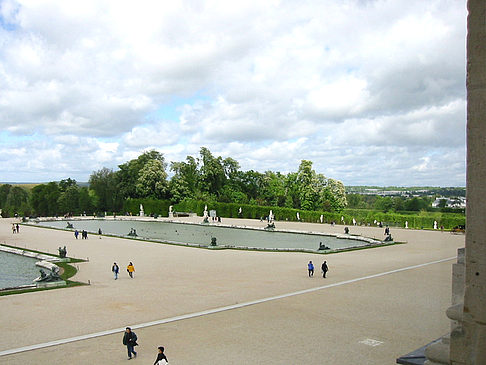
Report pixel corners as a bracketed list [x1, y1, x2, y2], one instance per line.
[450, 0, 486, 363]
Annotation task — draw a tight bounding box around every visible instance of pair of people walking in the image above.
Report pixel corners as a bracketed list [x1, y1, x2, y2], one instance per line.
[122, 327, 169, 363]
[112, 262, 135, 280]
[308, 260, 329, 278]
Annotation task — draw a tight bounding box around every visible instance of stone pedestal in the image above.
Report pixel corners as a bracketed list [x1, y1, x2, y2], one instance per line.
[36, 281, 66, 289]
[422, 248, 465, 365]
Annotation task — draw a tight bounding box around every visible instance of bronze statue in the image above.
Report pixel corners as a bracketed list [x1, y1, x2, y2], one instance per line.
[58, 246, 67, 258]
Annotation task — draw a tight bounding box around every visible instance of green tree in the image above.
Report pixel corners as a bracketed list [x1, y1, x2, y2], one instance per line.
[169, 156, 199, 202]
[0, 184, 12, 210]
[31, 182, 60, 216]
[296, 160, 319, 210]
[117, 150, 167, 198]
[284, 172, 300, 208]
[346, 193, 363, 208]
[374, 196, 393, 212]
[89, 168, 121, 212]
[198, 147, 225, 196]
[320, 178, 347, 211]
[405, 197, 430, 211]
[260, 171, 286, 206]
[58, 185, 80, 214]
[78, 187, 95, 214]
[59, 178, 77, 192]
[392, 197, 405, 211]
[135, 159, 168, 199]
[239, 170, 263, 202]
[5, 186, 29, 216]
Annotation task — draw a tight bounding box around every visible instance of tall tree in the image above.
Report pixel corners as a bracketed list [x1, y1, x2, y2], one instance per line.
[89, 168, 120, 212]
[59, 178, 77, 192]
[169, 156, 199, 202]
[5, 186, 29, 215]
[321, 178, 347, 211]
[136, 159, 168, 199]
[296, 160, 320, 210]
[31, 182, 60, 216]
[117, 150, 167, 198]
[198, 147, 225, 196]
[58, 185, 80, 214]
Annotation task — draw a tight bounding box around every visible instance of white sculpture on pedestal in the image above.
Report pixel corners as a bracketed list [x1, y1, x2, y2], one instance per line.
[203, 205, 208, 218]
[139, 204, 144, 217]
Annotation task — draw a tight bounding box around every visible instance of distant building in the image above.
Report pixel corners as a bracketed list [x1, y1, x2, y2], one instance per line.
[432, 196, 466, 208]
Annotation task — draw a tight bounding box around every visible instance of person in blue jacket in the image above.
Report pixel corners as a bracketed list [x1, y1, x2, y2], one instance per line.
[308, 261, 314, 277]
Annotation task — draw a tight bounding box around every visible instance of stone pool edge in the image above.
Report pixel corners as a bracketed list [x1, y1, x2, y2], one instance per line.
[23, 218, 398, 255]
[0, 245, 70, 293]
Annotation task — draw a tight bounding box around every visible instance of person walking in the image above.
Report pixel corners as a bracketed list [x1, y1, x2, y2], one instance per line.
[74, 230, 79, 239]
[112, 262, 119, 280]
[16, 223, 19, 233]
[308, 261, 314, 277]
[153, 346, 169, 365]
[122, 327, 138, 360]
[127, 262, 135, 278]
[321, 261, 329, 278]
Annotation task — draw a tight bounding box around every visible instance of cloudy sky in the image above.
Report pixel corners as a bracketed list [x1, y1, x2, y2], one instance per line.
[0, 0, 466, 186]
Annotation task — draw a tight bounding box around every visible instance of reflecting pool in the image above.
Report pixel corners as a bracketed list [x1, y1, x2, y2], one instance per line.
[34, 219, 379, 251]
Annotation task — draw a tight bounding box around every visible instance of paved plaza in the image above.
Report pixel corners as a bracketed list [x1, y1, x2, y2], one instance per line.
[0, 217, 464, 364]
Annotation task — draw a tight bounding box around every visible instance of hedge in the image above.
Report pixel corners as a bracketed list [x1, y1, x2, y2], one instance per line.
[123, 198, 171, 217]
[173, 199, 465, 230]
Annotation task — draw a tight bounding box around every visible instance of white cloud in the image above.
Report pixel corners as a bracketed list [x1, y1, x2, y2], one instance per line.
[0, 0, 467, 185]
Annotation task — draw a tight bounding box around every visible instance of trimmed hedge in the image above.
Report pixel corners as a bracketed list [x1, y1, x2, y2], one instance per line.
[120, 198, 465, 230]
[123, 198, 171, 217]
[173, 199, 465, 229]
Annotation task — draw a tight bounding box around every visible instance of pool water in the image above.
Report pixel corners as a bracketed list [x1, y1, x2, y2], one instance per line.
[34, 219, 372, 251]
[0, 251, 39, 289]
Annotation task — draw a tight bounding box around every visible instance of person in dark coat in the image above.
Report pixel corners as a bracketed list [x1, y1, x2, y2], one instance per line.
[112, 262, 119, 280]
[321, 261, 329, 278]
[122, 327, 138, 359]
[153, 346, 169, 365]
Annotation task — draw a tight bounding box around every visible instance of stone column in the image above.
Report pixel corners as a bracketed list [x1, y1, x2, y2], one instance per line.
[450, 0, 486, 363]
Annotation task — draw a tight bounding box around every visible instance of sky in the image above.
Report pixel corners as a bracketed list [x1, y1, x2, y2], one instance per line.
[0, 0, 467, 186]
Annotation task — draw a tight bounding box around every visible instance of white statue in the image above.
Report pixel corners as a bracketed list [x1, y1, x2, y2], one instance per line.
[296, 212, 300, 220]
[405, 221, 408, 229]
[238, 207, 242, 214]
[269, 210, 273, 222]
[203, 205, 208, 218]
[168, 205, 173, 218]
[434, 220, 438, 229]
[320, 214, 323, 223]
[139, 204, 144, 217]
[352, 218, 356, 226]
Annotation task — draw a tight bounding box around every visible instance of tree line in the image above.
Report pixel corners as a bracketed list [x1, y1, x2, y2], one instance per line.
[0, 148, 347, 217]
